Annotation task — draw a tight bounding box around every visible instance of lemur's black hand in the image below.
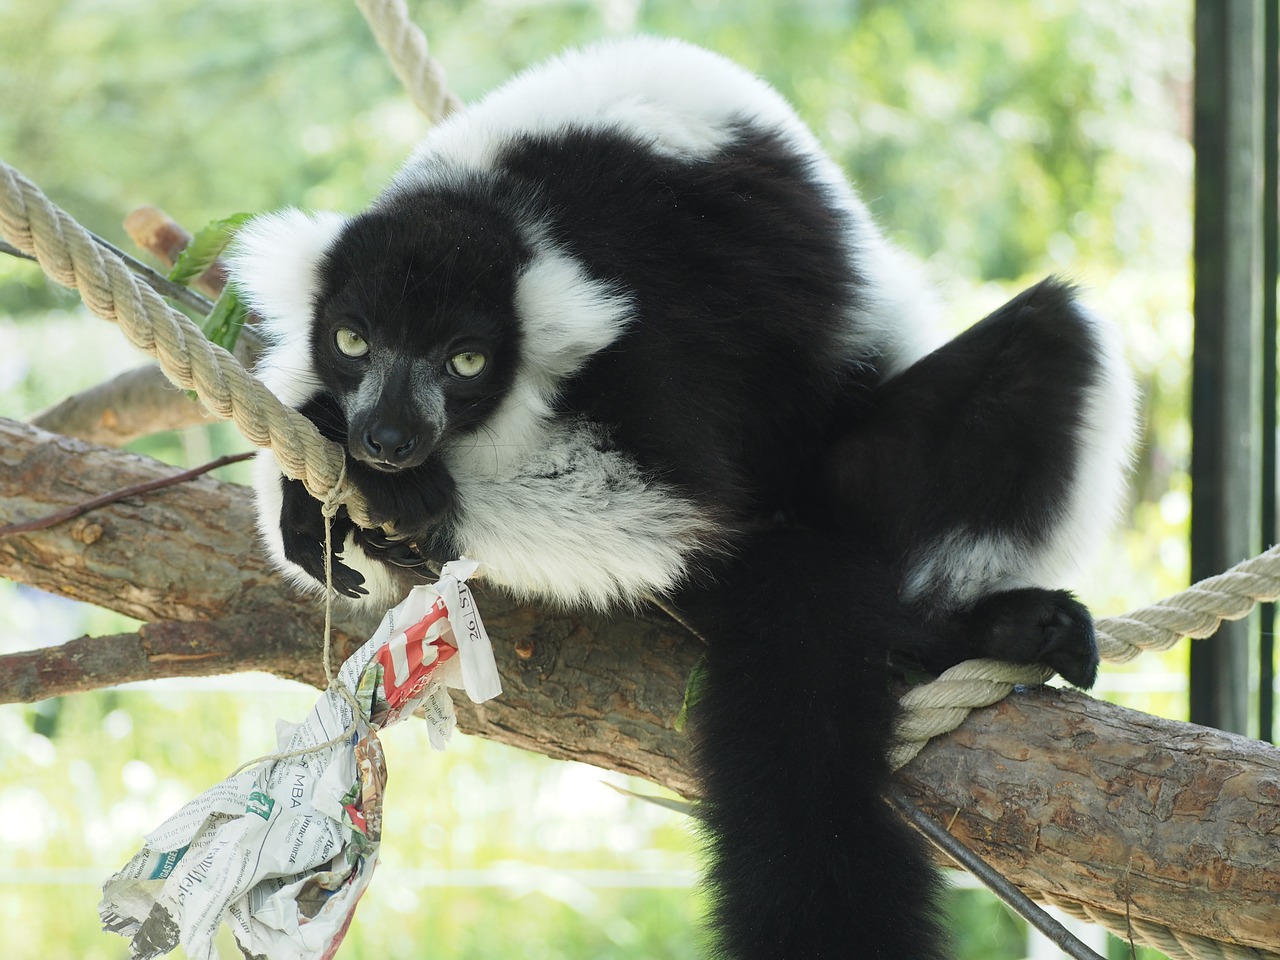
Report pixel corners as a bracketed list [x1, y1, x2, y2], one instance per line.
[965, 588, 1099, 688]
[277, 475, 368, 598]
[920, 587, 1099, 688]
[355, 526, 436, 569]
[347, 457, 457, 538]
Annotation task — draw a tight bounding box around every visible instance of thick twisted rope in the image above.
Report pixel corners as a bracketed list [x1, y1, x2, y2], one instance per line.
[1044, 895, 1280, 960]
[354, 0, 461, 123]
[0, 160, 372, 529]
[1096, 543, 1280, 661]
[888, 544, 1280, 769]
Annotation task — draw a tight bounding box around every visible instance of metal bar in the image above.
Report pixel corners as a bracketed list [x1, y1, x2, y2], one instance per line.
[1190, 0, 1265, 735]
[1262, 0, 1278, 744]
[887, 788, 1107, 960]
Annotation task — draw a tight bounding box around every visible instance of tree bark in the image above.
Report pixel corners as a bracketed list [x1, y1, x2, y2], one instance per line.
[1, 415, 1277, 953]
[900, 688, 1280, 954]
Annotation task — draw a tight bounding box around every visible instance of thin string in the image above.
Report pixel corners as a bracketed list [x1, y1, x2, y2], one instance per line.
[645, 592, 709, 645]
[230, 475, 367, 779]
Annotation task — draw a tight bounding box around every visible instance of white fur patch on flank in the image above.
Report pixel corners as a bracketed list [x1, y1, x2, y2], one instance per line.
[227, 209, 348, 408]
[901, 529, 1038, 609]
[1028, 303, 1138, 586]
[902, 303, 1137, 607]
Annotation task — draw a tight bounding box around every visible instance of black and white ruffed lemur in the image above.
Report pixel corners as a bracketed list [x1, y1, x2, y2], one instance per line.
[229, 37, 1135, 960]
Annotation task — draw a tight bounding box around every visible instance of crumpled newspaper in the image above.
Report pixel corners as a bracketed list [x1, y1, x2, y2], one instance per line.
[99, 560, 501, 960]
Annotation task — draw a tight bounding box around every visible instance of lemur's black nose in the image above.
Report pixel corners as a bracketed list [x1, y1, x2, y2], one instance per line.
[362, 423, 418, 465]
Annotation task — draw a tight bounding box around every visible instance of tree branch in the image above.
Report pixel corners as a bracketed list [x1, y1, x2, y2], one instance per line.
[29, 363, 216, 446]
[0, 415, 700, 792]
[899, 690, 1280, 954]
[0, 616, 337, 700]
[0, 239, 36, 263]
[1, 414, 1277, 952]
[0, 450, 252, 536]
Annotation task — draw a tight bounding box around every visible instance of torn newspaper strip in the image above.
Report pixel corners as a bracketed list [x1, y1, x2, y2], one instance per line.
[100, 560, 501, 960]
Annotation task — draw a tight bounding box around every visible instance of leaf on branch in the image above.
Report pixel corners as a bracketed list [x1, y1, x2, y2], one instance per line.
[201, 285, 249, 353]
[168, 213, 252, 286]
[674, 654, 707, 732]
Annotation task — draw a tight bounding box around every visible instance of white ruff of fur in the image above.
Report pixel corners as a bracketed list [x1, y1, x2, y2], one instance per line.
[513, 239, 635, 390]
[437, 240, 705, 609]
[228, 209, 349, 408]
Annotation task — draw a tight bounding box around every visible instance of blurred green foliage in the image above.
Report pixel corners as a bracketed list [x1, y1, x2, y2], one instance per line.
[1, 682, 704, 960]
[0, 0, 1195, 957]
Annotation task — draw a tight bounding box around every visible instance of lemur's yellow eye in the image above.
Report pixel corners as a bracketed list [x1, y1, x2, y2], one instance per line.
[335, 328, 368, 358]
[448, 351, 487, 378]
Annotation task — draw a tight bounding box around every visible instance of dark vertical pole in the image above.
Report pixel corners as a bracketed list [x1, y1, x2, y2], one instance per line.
[1262, 0, 1278, 744]
[1191, 0, 1264, 736]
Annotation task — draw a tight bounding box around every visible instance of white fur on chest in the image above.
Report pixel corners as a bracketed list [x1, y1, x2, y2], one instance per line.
[443, 409, 715, 610]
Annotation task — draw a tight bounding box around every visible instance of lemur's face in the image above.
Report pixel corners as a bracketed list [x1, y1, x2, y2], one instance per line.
[310, 200, 526, 472]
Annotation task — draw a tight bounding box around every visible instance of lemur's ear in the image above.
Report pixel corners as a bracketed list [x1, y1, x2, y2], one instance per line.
[227, 209, 348, 338]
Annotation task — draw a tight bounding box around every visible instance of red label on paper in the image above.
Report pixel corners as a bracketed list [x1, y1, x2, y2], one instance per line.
[375, 597, 457, 708]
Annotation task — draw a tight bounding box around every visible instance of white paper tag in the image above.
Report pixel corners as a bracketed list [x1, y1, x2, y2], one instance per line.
[438, 560, 502, 703]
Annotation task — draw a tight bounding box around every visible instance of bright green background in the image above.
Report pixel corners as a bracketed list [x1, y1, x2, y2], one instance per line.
[1, 1, 1195, 957]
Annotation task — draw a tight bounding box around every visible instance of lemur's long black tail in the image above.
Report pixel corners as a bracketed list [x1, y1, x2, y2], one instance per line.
[677, 528, 950, 960]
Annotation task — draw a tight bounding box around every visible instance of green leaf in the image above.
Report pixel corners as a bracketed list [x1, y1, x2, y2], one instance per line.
[674, 655, 709, 733]
[200, 285, 248, 353]
[185, 286, 248, 400]
[167, 213, 253, 286]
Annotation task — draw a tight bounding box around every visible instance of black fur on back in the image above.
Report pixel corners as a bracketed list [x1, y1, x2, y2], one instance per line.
[497, 125, 876, 515]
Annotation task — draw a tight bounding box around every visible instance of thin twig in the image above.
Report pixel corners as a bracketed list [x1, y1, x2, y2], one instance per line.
[90, 233, 214, 314]
[1, 231, 213, 315]
[886, 785, 1108, 960]
[0, 239, 36, 263]
[0, 450, 254, 537]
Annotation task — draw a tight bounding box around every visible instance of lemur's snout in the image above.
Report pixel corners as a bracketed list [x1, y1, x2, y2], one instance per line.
[359, 421, 421, 470]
